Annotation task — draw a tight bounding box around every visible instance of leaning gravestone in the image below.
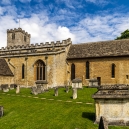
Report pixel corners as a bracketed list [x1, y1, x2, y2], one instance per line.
[72, 78, 82, 99]
[66, 86, 69, 93]
[66, 80, 70, 93]
[0, 106, 3, 117]
[1, 84, 9, 92]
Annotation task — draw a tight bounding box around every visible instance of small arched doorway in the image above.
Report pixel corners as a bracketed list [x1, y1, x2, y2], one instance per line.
[34, 60, 45, 81]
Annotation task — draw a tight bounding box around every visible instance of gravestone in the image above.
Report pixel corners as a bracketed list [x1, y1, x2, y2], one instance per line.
[72, 78, 82, 99]
[66, 80, 70, 93]
[0, 106, 3, 117]
[37, 85, 43, 94]
[72, 88, 77, 99]
[0, 85, 1, 90]
[66, 86, 69, 93]
[16, 85, 20, 94]
[31, 81, 48, 95]
[1, 84, 9, 92]
[10, 84, 17, 90]
[93, 84, 129, 125]
[31, 87, 38, 95]
[54, 87, 58, 96]
[72, 78, 82, 89]
[35, 80, 47, 89]
[89, 78, 98, 87]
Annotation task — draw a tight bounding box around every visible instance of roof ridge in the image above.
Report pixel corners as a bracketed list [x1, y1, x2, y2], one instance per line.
[72, 39, 129, 45]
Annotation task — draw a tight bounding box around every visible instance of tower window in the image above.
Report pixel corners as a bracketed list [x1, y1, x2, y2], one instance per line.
[12, 33, 15, 40]
[71, 63, 75, 80]
[22, 64, 25, 79]
[86, 61, 90, 79]
[111, 63, 115, 78]
[24, 36, 26, 42]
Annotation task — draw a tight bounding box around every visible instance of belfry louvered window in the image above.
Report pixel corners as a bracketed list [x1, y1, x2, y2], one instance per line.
[24, 36, 26, 42]
[71, 63, 75, 80]
[86, 61, 90, 79]
[12, 33, 15, 40]
[111, 63, 115, 78]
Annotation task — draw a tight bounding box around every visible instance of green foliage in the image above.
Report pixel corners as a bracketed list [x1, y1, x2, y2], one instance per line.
[116, 29, 129, 40]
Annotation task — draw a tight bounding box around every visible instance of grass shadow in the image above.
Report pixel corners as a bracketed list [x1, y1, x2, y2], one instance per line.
[82, 112, 95, 122]
[70, 96, 73, 99]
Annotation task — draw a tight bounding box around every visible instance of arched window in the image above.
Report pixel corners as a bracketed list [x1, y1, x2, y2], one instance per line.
[111, 63, 115, 78]
[35, 60, 45, 80]
[12, 33, 15, 40]
[71, 63, 75, 80]
[22, 64, 25, 79]
[86, 61, 90, 79]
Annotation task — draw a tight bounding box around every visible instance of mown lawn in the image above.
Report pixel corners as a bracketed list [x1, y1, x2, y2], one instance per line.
[0, 87, 129, 129]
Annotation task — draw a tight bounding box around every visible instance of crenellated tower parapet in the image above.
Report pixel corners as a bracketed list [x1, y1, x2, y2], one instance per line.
[0, 38, 72, 57]
[7, 28, 31, 47]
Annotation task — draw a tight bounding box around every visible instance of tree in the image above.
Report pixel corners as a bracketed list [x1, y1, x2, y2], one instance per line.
[115, 29, 129, 40]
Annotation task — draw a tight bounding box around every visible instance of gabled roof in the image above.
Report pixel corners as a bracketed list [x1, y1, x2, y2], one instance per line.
[0, 58, 14, 76]
[67, 39, 129, 59]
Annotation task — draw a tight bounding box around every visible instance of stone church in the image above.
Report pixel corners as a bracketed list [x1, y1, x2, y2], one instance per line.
[0, 27, 129, 87]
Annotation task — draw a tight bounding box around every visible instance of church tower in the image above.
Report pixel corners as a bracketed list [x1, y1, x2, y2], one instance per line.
[7, 28, 31, 47]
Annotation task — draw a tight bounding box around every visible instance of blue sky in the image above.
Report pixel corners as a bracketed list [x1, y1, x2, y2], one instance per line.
[0, 0, 129, 47]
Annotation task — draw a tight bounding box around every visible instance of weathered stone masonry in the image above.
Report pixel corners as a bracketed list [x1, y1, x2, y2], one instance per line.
[67, 39, 129, 86]
[0, 28, 71, 87]
[1, 28, 129, 87]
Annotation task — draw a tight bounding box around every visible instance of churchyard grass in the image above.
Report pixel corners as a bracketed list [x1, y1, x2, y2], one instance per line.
[0, 87, 129, 129]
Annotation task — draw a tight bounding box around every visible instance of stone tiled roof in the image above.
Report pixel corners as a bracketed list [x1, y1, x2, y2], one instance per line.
[67, 39, 129, 59]
[0, 58, 14, 76]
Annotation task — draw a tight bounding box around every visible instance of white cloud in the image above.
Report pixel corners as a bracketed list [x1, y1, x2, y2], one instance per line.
[0, 5, 17, 16]
[19, 0, 31, 3]
[85, 0, 109, 6]
[0, 13, 75, 48]
[20, 16, 75, 44]
[0, 3, 129, 49]
[71, 14, 129, 43]
[0, 7, 4, 15]
[1, 0, 11, 5]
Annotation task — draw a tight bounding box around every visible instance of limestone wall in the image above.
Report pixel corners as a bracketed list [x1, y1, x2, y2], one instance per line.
[1, 38, 71, 87]
[68, 57, 129, 86]
[95, 99, 129, 125]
